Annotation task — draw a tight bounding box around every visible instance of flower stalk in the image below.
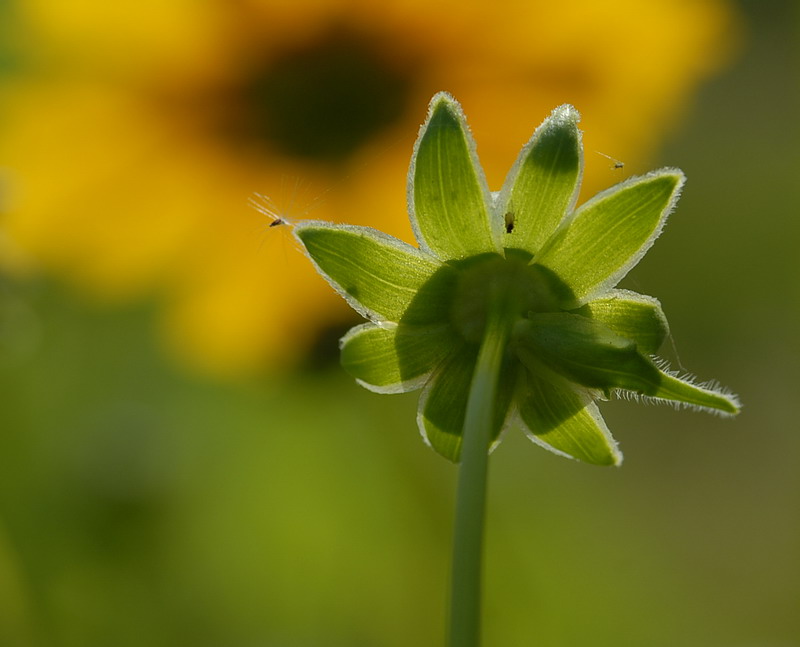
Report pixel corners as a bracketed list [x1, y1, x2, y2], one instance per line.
[449, 303, 512, 647]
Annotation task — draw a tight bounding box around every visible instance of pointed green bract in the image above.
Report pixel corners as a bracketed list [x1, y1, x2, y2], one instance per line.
[575, 289, 669, 355]
[340, 323, 457, 394]
[514, 313, 650, 392]
[295, 222, 454, 324]
[418, 345, 517, 462]
[533, 170, 685, 306]
[409, 93, 499, 260]
[515, 313, 740, 414]
[642, 371, 741, 415]
[497, 104, 582, 254]
[517, 371, 621, 466]
[417, 346, 476, 461]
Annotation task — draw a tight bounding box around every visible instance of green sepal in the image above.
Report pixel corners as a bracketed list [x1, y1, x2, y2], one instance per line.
[408, 92, 500, 260]
[514, 313, 740, 414]
[340, 322, 457, 394]
[295, 222, 456, 324]
[514, 313, 645, 393]
[640, 369, 741, 416]
[496, 104, 582, 254]
[533, 169, 685, 306]
[573, 289, 669, 355]
[417, 344, 517, 462]
[516, 370, 621, 466]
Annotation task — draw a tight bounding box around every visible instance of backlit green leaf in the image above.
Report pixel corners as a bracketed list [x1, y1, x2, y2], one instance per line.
[497, 104, 582, 254]
[533, 170, 684, 306]
[418, 345, 517, 462]
[295, 222, 455, 324]
[517, 371, 621, 466]
[340, 323, 457, 394]
[641, 370, 741, 415]
[515, 313, 740, 414]
[574, 289, 669, 355]
[409, 92, 499, 260]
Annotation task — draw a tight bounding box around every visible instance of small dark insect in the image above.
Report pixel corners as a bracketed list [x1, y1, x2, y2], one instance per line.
[504, 211, 515, 234]
[249, 192, 298, 229]
[596, 151, 625, 170]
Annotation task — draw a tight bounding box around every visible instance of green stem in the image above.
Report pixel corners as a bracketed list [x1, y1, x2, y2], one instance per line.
[448, 309, 510, 647]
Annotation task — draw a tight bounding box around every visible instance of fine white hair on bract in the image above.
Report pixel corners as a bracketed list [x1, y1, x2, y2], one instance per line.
[612, 357, 741, 417]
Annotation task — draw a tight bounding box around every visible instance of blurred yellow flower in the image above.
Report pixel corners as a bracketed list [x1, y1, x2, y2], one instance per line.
[0, 0, 740, 377]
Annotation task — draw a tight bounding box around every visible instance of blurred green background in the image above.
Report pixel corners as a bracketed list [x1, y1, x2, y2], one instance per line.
[1, 1, 798, 646]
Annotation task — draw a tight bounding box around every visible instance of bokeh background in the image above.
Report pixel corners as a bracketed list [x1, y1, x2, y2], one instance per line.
[0, 1, 797, 645]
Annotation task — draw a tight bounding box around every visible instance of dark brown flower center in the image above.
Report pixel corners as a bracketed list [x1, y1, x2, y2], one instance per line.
[233, 25, 414, 162]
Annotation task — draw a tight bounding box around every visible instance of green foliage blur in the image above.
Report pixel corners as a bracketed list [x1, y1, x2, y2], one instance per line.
[1, 3, 798, 646]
